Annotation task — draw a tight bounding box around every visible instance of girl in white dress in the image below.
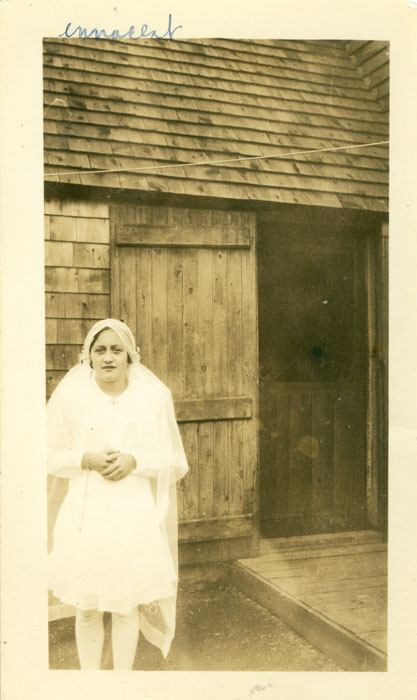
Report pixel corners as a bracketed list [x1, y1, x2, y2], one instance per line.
[47, 319, 188, 670]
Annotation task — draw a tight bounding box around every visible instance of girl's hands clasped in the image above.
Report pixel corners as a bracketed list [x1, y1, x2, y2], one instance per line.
[82, 450, 136, 480]
[101, 452, 136, 481]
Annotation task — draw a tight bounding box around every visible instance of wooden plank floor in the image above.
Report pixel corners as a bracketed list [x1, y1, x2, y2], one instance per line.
[234, 531, 387, 671]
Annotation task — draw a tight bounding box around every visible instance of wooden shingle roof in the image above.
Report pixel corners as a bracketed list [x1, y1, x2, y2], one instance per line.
[43, 39, 389, 212]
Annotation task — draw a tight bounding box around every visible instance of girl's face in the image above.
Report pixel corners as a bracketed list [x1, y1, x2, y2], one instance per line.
[90, 328, 129, 385]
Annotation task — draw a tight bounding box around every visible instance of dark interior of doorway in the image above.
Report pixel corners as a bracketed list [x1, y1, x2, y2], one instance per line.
[257, 213, 369, 538]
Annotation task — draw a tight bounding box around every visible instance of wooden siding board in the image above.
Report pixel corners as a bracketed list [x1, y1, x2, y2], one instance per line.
[213, 248, 228, 394]
[226, 249, 243, 396]
[115, 224, 251, 248]
[45, 198, 109, 218]
[167, 248, 184, 397]
[198, 422, 215, 518]
[65, 292, 110, 319]
[45, 267, 54, 292]
[179, 514, 252, 542]
[150, 248, 168, 384]
[119, 245, 137, 332]
[135, 247, 152, 366]
[175, 397, 252, 422]
[109, 216, 120, 321]
[56, 318, 93, 344]
[229, 420, 244, 514]
[181, 423, 199, 520]
[197, 248, 214, 396]
[50, 267, 79, 293]
[45, 318, 58, 344]
[49, 216, 77, 241]
[78, 268, 110, 293]
[213, 421, 229, 517]
[45, 241, 74, 268]
[45, 292, 67, 318]
[72, 242, 110, 269]
[76, 218, 110, 244]
[46, 344, 81, 371]
[182, 250, 199, 398]
[44, 215, 51, 240]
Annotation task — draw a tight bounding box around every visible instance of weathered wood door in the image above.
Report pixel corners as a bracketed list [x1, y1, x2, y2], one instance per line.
[110, 204, 258, 561]
[258, 216, 368, 537]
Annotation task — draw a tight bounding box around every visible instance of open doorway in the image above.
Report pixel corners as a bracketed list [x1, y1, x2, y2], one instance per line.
[257, 212, 370, 538]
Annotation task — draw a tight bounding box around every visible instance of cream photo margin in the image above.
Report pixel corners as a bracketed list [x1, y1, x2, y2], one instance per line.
[1, 0, 416, 698]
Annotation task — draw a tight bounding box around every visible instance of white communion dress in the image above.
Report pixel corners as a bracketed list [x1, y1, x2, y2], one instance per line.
[47, 363, 188, 657]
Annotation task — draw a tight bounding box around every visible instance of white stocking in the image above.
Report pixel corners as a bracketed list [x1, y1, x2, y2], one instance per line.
[75, 608, 104, 670]
[111, 608, 140, 670]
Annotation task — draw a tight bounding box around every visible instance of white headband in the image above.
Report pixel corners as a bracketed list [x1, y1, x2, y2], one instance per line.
[80, 319, 141, 364]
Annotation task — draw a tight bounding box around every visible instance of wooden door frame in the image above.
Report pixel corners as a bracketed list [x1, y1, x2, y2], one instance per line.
[365, 217, 388, 534]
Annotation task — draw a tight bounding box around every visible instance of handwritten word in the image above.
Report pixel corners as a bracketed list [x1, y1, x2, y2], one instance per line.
[60, 13, 182, 40]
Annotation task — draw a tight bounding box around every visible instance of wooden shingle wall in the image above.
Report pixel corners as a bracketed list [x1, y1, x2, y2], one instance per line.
[43, 39, 389, 212]
[45, 198, 111, 397]
[345, 41, 389, 112]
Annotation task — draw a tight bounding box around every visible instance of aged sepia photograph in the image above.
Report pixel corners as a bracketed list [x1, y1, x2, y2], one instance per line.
[43, 37, 389, 672]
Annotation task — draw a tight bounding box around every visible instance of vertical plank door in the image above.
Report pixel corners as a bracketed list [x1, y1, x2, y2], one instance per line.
[110, 204, 258, 560]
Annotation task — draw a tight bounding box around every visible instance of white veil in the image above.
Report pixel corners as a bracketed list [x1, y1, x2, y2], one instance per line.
[47, 319, 188, 658]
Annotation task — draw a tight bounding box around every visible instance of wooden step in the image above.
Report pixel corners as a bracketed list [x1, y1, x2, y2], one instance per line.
[259, 530, 384, 555]
[229, 561, 387, 672]
[242, 542, 388, 569]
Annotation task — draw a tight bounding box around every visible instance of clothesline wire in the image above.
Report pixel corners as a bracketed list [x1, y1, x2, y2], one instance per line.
[45, 140, 389, 179]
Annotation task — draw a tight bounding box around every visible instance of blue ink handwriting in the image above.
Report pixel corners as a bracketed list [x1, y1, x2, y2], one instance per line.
[60, 13, 182, 40]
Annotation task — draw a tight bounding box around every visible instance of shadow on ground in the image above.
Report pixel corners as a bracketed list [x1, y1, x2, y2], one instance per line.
[49, 569, 342, 671]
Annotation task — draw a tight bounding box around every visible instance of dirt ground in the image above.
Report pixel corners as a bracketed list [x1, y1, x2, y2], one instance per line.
[49, 574, 342, 671]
